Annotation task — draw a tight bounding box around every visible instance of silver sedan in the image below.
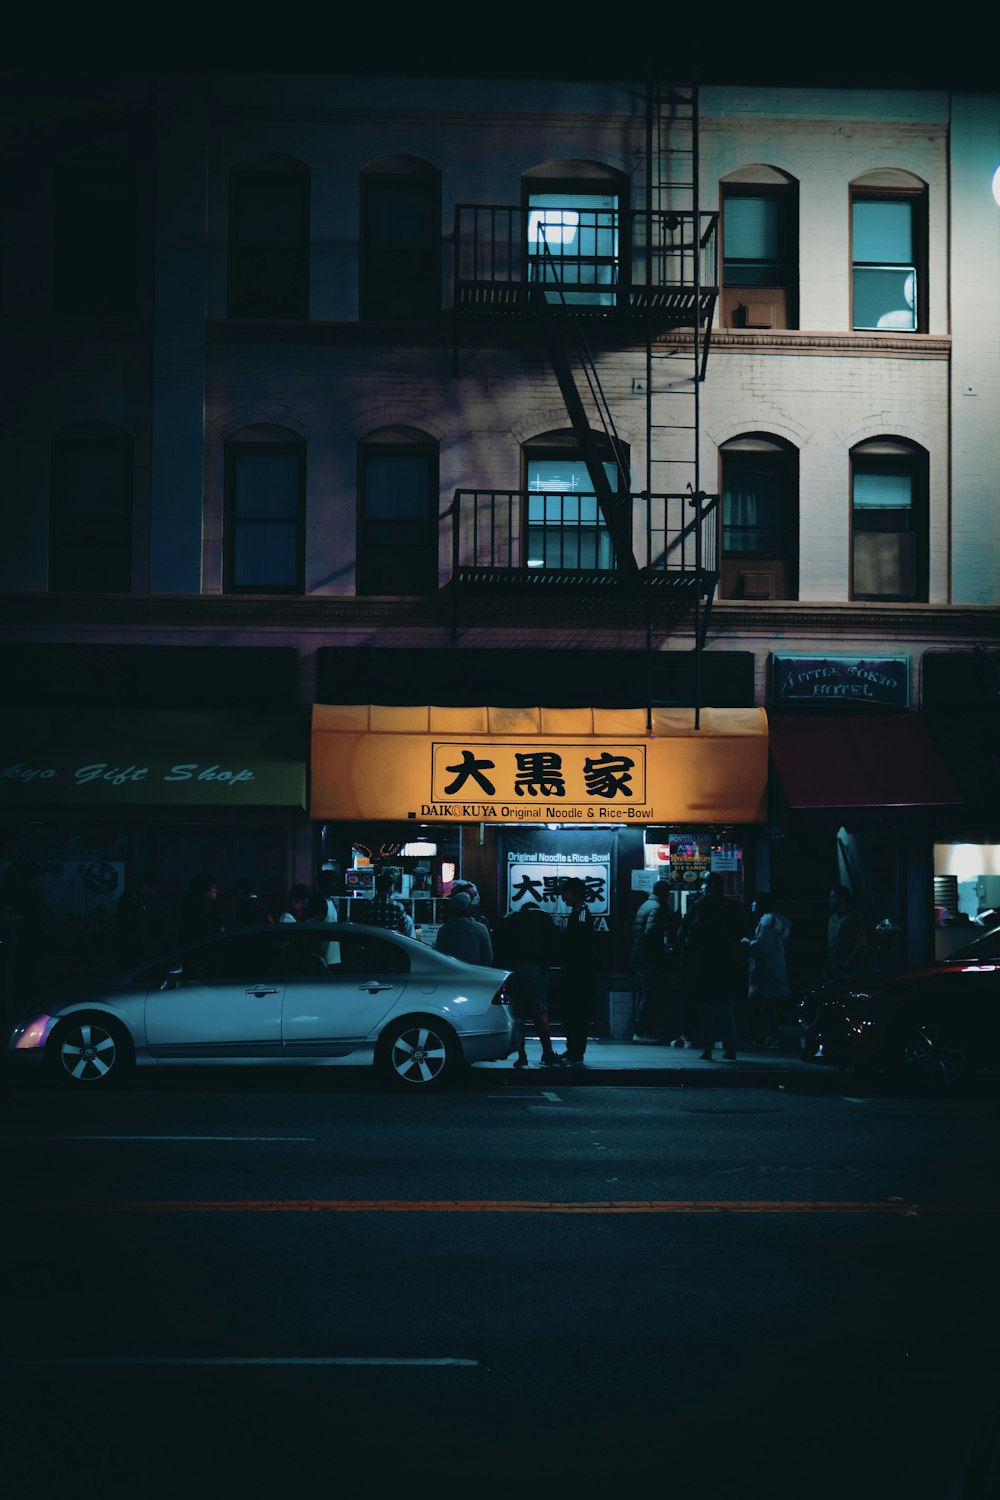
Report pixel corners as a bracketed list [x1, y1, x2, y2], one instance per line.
[6, 923, 514, 1091]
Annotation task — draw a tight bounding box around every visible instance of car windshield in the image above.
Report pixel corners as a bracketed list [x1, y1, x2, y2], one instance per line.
[948, 924, 1000, 962]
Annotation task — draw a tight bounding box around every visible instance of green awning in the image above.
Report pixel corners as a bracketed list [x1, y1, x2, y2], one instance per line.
[0, 709, 307, 809]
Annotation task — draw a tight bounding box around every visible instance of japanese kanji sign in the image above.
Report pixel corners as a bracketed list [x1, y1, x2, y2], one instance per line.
[310, 706, 769, 824]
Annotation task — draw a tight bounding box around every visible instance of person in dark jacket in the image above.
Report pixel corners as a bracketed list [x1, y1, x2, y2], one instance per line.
[494, 900, 560, 1068]
[683, 873, 746, 1061]
[434, 892, 493, 965]
[114, 871, 165, 968]
[556, 876, 597, 1066]
[630, 879, 679, 1042]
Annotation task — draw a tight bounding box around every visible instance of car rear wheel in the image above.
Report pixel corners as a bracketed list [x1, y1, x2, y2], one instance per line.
[377, 1017, 461, 1090]
[898, 1024, 972, 1092]
[46, 1015, 133, 1088]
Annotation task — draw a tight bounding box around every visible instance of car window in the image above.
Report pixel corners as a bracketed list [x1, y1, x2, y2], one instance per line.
[181, 933, 281, 981]
[332, 934, 410, 975]
[275, 932, 336, 977]
[950, 925, 1000, 962]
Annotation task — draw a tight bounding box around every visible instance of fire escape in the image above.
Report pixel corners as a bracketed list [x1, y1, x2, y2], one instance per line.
[448, 84, 719, 723]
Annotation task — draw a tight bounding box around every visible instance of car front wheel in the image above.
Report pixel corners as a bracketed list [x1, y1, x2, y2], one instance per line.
[46, 1015, 133, 1088]
[377, 1017, 461, 1090]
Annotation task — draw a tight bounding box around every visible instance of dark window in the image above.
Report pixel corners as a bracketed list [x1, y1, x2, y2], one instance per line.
[181, 933, 281, 981]
[719, 438, 798, 599]
[525, 183, 623, 308]
[53, 151, 138, 317]
[851, 190, 925, 332]
[333, 934, 409, 974]
[228, 165, 310, 319]
[360, 166, 440, 320]
[721, 182, 797, 329]
[357, 436, 438, 595]
[50, 434, 132, 592]
[225, 441, 305, 594]
[851, 440, 928, 601]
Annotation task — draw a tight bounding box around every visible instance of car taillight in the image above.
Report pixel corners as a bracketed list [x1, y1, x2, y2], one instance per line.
[492, 981, 510, 1006]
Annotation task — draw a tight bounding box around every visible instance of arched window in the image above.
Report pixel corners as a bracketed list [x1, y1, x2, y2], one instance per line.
[850, 170, 927, 332]
[357, 428, 439, 595]
[50, 424, 133, 592]
[360, 158, 440, 321]
[227, 156, 310, 319]
[224, 426, 305, 593]
[851, 437, 928, 601]
[719, 435, 798, 599]
[522, 429, 628, 571]
[53, 149, 138, 317]
[522, 161, 627, 309]
[720, 166, 798, 330]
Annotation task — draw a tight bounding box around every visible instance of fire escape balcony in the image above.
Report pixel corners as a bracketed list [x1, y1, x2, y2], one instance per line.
[453, 205, 718, 331]
[444, 487, 719, 639]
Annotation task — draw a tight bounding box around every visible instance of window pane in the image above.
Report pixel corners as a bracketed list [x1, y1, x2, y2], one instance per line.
[365, 454, 431, 521]
[58, 448, 129, 516]
[527, 192, 618, 306]
[234, 177, 305, 250]
[854, 531, 916, 598]
[725, 196, 781, 261]
[853, 199, 912, 263]
[233, 453, 299, 519]
[367, 185, 433, 249]
[234, 521, 299, 587]
[853, 469, 913, 511]
[853, 267, 917, 330]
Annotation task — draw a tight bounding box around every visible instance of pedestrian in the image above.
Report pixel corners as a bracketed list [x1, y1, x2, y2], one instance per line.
[741, 892, 791, 1048]
[683, 872, 746, 1061]
[555, 875, 597, 1066]
[114, 870, 165, 967]
[451, 879, 492, 936]
[434, 891, 493, 965]
[493, 899, 561, 1068]
[364, 871, 415, 936]
[314, 869, 341, 923]
[230, 878, 268, 927]
[278, 883, 312, 924]
[177, 874, 223, 944]
[826, 885, 869, 979]
[630, 879, 681, 1043]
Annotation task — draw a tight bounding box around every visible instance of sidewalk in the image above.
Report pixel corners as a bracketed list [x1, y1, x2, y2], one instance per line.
[475, 1027, 835, 1086]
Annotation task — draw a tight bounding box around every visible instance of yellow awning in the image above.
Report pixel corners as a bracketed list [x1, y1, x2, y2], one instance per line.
[310, 705, 768, 824]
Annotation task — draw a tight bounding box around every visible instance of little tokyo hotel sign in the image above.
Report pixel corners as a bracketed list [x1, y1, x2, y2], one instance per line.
[310, 706, 769, 825]
[771, 655, 909, 708]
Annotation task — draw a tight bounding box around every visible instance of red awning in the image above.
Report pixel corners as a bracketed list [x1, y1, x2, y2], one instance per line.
[768, 714, 962, 810]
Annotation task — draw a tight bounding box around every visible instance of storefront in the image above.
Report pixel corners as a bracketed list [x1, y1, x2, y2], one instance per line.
[310, 704, 769, 1024]
[0, 708, 309, 975]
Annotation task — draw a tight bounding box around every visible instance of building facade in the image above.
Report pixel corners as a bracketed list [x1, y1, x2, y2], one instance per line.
[2, 73, 998, 1001]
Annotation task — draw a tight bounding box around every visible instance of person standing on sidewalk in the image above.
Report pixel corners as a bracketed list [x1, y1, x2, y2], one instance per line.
[630, 880, 678, 1042]
[493, 900, 561, 1068]
[556, 876, 597, 1066]
[683, 873, 746, 1061]
[742, 892, 791, 1048]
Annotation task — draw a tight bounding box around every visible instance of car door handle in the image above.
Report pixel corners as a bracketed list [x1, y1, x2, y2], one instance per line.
[244, 985, 281, 996]
[359, 981, 395, 993]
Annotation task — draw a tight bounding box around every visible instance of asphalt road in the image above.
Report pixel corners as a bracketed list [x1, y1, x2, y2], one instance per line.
[1, 1070, 998, 1499]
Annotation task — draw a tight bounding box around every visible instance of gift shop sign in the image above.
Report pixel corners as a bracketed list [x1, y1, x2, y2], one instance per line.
[0, 757, 302, 806]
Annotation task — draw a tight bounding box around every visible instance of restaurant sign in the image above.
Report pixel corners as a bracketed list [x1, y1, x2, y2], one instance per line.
[771, 655, 909, 709]
[311, 706, 769, 825]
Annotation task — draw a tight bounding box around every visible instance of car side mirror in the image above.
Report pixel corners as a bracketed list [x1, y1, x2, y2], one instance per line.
[160, 966, 183, 992]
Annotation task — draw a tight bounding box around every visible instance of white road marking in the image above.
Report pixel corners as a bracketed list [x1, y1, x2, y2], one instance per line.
[0, 1355, 480, 1368]
[0, 1136, 317, 1143]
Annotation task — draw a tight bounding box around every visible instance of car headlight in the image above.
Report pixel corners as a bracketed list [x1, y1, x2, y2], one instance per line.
[10, 1015, 53, 1051]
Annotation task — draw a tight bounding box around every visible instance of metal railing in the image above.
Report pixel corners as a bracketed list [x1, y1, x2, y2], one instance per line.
[445, 489, 718, 579]
[454, 206, 718, 306]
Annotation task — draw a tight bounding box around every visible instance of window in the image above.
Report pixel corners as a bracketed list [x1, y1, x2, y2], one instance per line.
[224, 433, 305, 594]
[523, 432, 626, 572]
[360, 159, 440, 320]
[523, 165, 626, 308]
[50, 429, 132, 592]
[228, 160, 310, 319]
[851, 175, 926, 332]
[721, 172, 797, 329]
[719, 436, 798, 599]
[53, 150, 138, 317]
[851, 439, 928, 601]
[358, 430, 438, 595]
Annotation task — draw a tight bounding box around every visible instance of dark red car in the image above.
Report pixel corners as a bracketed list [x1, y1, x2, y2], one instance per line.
[798, 924, 1000, 1089]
